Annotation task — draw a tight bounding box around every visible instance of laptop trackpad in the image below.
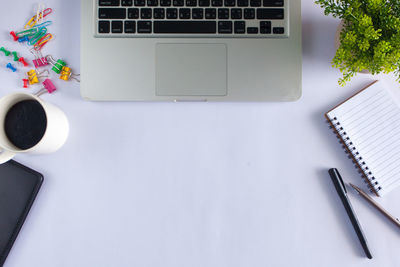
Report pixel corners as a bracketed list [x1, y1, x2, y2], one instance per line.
[156, 43, 227, 96]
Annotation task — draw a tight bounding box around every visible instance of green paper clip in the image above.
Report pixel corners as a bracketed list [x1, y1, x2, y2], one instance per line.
[28, 27, 47, 46]
[16, 27, 39, 37]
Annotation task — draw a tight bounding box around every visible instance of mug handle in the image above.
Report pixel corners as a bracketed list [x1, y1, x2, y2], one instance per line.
[0, 146, 16, 164]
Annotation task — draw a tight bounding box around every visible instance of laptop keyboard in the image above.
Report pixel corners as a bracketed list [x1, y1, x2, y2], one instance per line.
[96, 0, 288, 37]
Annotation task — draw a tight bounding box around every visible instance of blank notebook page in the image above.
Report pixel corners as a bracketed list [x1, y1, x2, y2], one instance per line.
[326, 82, 400, 196]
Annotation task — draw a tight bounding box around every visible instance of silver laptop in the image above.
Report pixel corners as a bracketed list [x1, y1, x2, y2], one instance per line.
[81, 0, 301, 101]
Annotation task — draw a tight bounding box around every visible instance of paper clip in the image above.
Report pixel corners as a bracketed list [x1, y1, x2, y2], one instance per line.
[0, 47, 11, 57]
[36, 79, 56, 97]
[16, 27, 39, 37]
[19, 57, 29, 67]
[34, 33, 53, 50]
[10, 31, 19, 41]
[6, 63, 17, 72]
[27, 69, 49, 85]
[35, 3, 46, 24]
[28, 27, 47, 45]
[22, 79, 29, 88]
[32, 21, 52, 29]
[46, 55, 66, 74]
[24, 8, 52, 29]
[12, 52, 19, 62]
[31, 49, 48, 68]
[60, 66, 80, 82]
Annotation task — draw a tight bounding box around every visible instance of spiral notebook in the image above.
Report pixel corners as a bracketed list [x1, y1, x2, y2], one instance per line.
[325, 81, 400, 197]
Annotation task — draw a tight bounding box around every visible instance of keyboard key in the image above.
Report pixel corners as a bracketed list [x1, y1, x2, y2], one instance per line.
[98, 21, 110, 33]
[273, 27, 284, 34]
[128, 8, 139, 18]
[138, 21, 152, 33]
[192, 8, 204, 19]
[154, 8, 165, 19]
[218, 21, 232, 33]
[243, 8, 255, 19]
[260, 21, 271, 33]
[224, 0, 235, 6]
[237, 0, 248, 6]
[154, 21, 216, 33]
[263, 0, 283, 6]
[211, 0, 223, 6]
[141, 8, 152, 18]
[247, 27, 258, 34]
[134, 0, 145, 6]
[186, 0, 197, 6]
[231, 8, 242, 19]
[173, 0, 184, 6]
[218, 8, 229, 19]
[234, 21, 245, 33]
[99, 0, 120, 6]
[167, 8, 178, 18]
[148, 0, 158, 5]
[112, 21, 123, 33]
[205, 8, 216, 19]
[160, 0, 171, 5]
[121, 0, 133, 6]
[256, 8, 284, 19]
[199, 0, 210, 6]
[179, 8, 191, 19]
[250, 0, 261, 6]
[99, 8, 126, 19]
[124, 20, 136, 33]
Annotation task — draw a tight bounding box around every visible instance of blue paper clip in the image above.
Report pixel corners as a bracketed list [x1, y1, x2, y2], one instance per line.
[6, 63, 17, 72]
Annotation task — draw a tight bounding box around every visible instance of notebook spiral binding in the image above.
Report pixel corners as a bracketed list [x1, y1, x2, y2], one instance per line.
[327, 116, 382, 195]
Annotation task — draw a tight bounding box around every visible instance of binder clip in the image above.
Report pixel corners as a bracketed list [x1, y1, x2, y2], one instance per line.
[60, 67, 80, 82]
[6, 63, 17, 72]
[27, 69, 49, 85]
[10, 31, 19, 41]
[35, 79, 56, 97]
[22, 79, 29, 88]
[19, 57, 29, 67]
[46, 55, 65, 74]
[12, 51, 19, 62]
[31, 49, 48, 68]
[0, 47, 11, 57]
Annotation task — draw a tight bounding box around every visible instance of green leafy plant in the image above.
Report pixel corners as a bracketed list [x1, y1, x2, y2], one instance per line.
[315, 0, 400, 86]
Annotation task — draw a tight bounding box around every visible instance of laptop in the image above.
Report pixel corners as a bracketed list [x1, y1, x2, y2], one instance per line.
[81, 0, 301, 101]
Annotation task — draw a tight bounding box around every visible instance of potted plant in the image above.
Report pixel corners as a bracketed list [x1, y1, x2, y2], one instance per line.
[315, 0, 400, 86]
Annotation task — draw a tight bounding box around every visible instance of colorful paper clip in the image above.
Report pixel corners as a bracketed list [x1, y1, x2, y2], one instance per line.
[36, 79, 56, 97]
[27, 69, 49, 85]
[18, 36, 30, 43]
[22, 79, 29, 88]
[24, 8, 52, 29]
[34, 33, 53, 50]
[28, 27, 47, 45]
[16, 27, 40, 37]
[60, 66, 80, 82]
[31, 49, 48, 68]
[35, 3, 46, 24]
[19, 57, 29, 67]
[10, 31, 19, 41]
[6, 63, 17, 72]
[12, 51, 19, 62]
[32, 21, 52, 29]
[0, 47, 11, 57]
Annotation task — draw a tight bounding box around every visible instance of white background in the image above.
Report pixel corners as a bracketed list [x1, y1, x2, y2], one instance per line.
[1, 1, 400, 266]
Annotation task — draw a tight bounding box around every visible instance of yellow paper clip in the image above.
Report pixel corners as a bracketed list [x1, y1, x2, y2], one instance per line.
[24, 8, 52, 29]
[27, 69, 49, 85]
[60, 66, 80, 82]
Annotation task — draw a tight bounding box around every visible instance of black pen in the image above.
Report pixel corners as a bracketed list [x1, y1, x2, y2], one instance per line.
[328, 168, 373, 259]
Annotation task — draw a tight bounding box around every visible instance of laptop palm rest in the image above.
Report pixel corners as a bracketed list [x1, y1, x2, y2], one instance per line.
[155, 43, 227, 96]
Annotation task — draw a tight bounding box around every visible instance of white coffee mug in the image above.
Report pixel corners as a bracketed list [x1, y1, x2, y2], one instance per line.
[0, 92, 69, 164]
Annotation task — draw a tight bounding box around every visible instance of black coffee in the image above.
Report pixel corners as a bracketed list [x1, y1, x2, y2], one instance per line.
[4, 100, 47, 150]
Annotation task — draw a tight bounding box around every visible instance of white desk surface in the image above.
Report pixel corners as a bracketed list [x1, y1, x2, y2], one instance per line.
[1, 1, 400, 266]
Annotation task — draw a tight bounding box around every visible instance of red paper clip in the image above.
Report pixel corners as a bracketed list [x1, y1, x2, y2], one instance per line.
[10, 31, 18, 41]
[19, 57, 29, 67]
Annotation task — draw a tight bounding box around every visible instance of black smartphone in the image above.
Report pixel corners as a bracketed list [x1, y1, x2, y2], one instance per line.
[0, 160, 43, 267]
